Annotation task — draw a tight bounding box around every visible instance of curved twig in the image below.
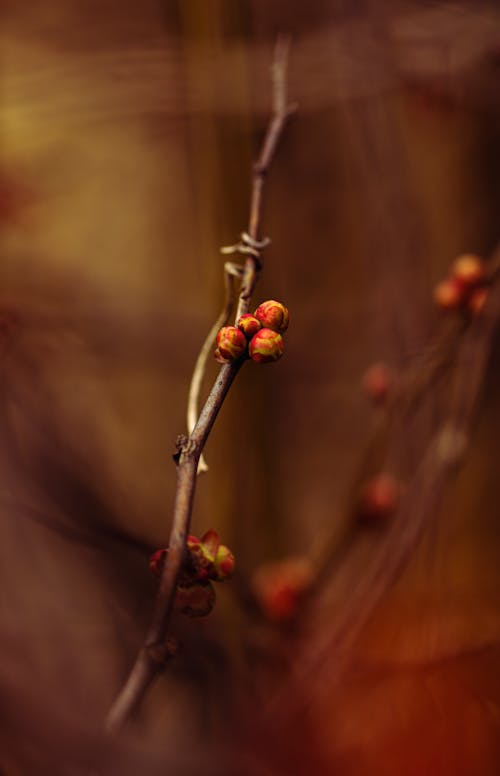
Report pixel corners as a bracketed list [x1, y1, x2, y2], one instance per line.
[105, 36, 295, 734]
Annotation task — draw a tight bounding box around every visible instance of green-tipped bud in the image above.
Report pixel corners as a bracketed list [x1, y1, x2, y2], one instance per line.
[237, 313, 262, 339]
[174, 581, 216, 617]
[249, 328, 284, 364]
[215, 326, 247, 362]
[212, 545, 235, 581]
[254, 300, 290, 333]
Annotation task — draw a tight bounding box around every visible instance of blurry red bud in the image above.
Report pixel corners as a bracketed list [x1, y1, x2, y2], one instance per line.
[252, 557, 313, 622]
[362, 363, 394, 404]
[358, 473, 399, 522]
[451, 254, 485, 288]
[467, 287, 488, 317]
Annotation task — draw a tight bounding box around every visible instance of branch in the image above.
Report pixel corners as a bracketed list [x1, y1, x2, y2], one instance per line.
[105, 37, 295, 734]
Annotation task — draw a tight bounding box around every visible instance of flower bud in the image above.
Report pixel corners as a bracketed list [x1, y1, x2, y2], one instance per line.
[174, 581, 215, 617]
[451, 254, 485, 287]
[215, 326, 247, 362]
[254, 300, 290, 333]
[433, 278, 463, 310]
[186, 531, 220, 580]
[358, 473, 399, 522]
[362, 363, 394, 404]
[212, 545, 235, 581]
[252, 557, 313, 622]
[237, 313, 262, 339]
[249, 328, 284, 364]
[149, 548, 168, 576]
[467, 287, 488, 317]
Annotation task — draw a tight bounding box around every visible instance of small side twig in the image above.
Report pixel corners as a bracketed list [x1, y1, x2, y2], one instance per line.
[105, 36, 295, 734]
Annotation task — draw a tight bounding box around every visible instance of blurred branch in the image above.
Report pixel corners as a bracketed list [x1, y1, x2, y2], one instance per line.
[265, 242, 500, 725]
[105, 37, 295, 734]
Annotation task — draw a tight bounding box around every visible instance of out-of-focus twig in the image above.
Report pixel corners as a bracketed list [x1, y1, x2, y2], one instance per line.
[264, 241, 500, 726]
[105, 36, 295, 734]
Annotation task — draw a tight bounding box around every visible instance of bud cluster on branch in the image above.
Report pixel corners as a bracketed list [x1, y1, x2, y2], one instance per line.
[215, 299, 290, 365]
[150, 530, 235, 618]
[433, 253, 488, 316]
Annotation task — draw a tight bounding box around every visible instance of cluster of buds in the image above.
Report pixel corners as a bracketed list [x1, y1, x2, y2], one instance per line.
[150, 529, 235, 618]
[251, 557, 313, 623]
[214, 299, 290, 365]
[433, 254, 488, 317]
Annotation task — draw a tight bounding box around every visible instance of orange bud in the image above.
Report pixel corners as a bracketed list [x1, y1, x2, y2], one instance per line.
[433, 277, 464, 310]
[254, 300, 290, 333]
[451, 254, 485, 287]
[249, 328, 284, 363]
[215, 326, 247, 362]
[237, 313, 262, 339]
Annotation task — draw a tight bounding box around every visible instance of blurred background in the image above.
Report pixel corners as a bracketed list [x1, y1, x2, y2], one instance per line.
[1, 1, 500, 773]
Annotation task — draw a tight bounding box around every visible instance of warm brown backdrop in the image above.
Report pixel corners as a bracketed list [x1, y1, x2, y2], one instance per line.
[1, 1, 500, 774]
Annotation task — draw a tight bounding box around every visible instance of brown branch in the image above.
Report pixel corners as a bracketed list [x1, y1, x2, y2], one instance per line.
[105, 37, 295, 734]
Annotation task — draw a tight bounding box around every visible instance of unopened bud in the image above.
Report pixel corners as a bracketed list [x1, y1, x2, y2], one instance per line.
[467, 287, 488, 317]
[149, 548, 168, 576]
[433, 278, 464, 310]
[358, 473, 399, 522]
[249, 328, 284, 364]
[237, 314, 262, 339]
[252, 557, 313, 622]
[254, 300, 290, 333]
[212, 545, 235, 581]
[362, 363, 394, 404]
[174, 581, 216, 617]
[451, 254, 485, 287]
[215, 326, 247, 362]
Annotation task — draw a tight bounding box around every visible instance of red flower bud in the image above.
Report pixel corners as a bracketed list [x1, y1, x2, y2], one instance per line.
[149, 548, 168, 576]
[358, 473, 399, 522]
[254, 300, 290, 333]
[451, 254, 485, 287]
[252, 558, 313, 622]
[433, 277, 464, 310]
[467, 287, 488, 317]
[174, 581, 215, 617]
[249, 328, 284, 363]
[212, 545, 235, 581]
[186, 531, 220, 580]
[237, 313, 262, 339]
[362, 363, 394, 404]
[215, 326, 247, 362]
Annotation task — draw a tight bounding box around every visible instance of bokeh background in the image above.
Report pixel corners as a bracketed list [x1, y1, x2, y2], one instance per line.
[1, 1, 500, 773]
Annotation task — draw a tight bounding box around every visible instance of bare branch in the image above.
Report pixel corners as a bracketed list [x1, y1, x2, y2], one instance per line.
[105, 38, 295, 734]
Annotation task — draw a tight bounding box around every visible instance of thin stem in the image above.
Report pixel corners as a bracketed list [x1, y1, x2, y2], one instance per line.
[105, 38, 295, 734]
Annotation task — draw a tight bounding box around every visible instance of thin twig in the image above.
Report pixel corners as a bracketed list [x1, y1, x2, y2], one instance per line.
[187, 262, 243, 474]
[105, 37, 295, 734]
